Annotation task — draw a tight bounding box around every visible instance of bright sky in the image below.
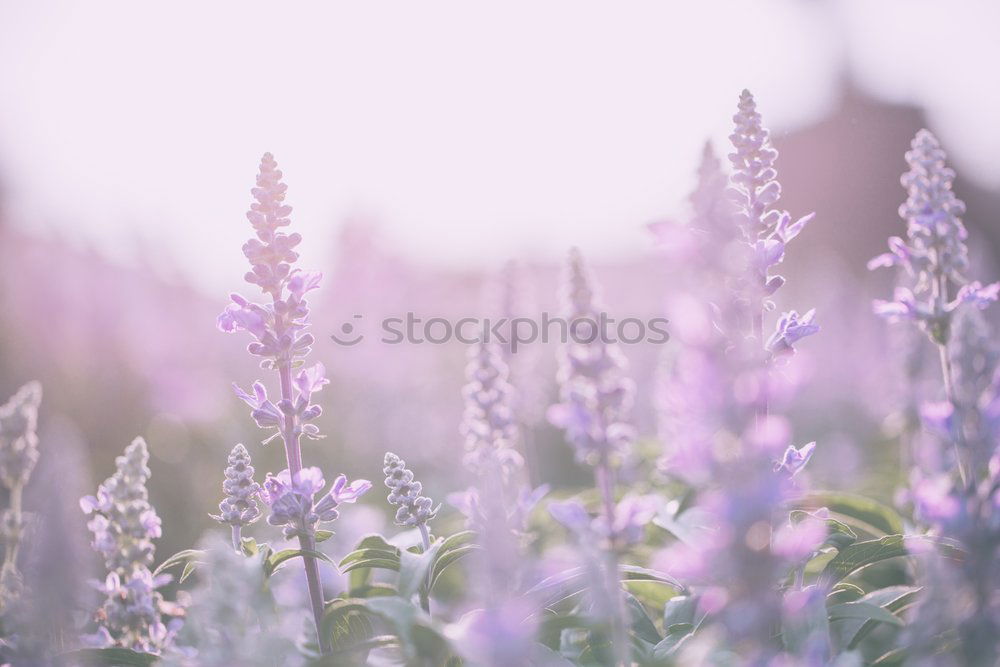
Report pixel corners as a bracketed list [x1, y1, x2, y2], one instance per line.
[0, 1, 997, 292]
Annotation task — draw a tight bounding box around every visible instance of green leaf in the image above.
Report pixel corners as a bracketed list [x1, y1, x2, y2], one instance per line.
[826, 582, 866, 605]
[264, 548, 334, 578]
[315, 530, 334, 543]
[652, 623, 695, 660]
[152, 548, 205, 579]
[620, 565, 685, 590]
[662, 594, 698, 628]
[872, 646, 908, 665]
[651, 594, 703, 661]
[430, 544, 479, 590]
[339, 557, 402, 574]
[829, 600, 903, 627]
[321, 597, 377, 659]
[817, 536, 908, 588]
[179, 560, 198, 584]
[625, 593, 661, 644]
[437, 530, 477, 552]
[797, 493, 904, 537]
[427, 530, 480, 589]
[817, 535, 962, 588]
[241, 537, 260, 557]
[56, 648, 158, 666]
[829, 586, 920, 651]
[339, 534, 402, 585]
[398, 539, 443, 599]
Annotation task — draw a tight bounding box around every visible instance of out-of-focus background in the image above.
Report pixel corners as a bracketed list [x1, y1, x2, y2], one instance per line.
[1, 0, 999, 575]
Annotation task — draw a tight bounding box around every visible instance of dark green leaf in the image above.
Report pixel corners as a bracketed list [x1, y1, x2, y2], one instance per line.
[662, 594, 697, 628]
[829, 586, 920, 651]
[817, 535, 962, 588]
[829, 601, 903, 627]
[817, 536, 908, 588]
[625, 593, 661, 644]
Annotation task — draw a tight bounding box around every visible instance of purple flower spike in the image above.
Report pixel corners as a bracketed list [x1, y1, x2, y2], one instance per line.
[218, 153, 352, 654]
[209, 444, 262, 552]
[383, 452, 437, 531]
[869, 129, 996, 345]
[80, 438, 173, 652]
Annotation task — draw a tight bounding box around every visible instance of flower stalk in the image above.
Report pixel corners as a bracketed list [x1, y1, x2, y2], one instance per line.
[218, 154, 373, 655]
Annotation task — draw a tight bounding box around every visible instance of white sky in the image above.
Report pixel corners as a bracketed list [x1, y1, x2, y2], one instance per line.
[0, 1, 997, 292]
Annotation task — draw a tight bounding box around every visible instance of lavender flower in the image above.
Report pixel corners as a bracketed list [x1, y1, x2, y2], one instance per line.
[869, 129, 998, 344]
[0, 381, 42, 608]
[209, 444, 262, 552]
[218, 153, 357, 654]
[653, 92, 822, 664]
[870, 131, 1000, 663]
[383, 453, 437, 542]
[79, 438, 174, 652]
